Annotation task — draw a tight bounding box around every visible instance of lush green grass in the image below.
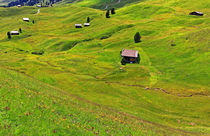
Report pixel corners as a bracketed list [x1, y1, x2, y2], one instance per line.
[67, 0, 145, 9]
[0, 0, 210, 135]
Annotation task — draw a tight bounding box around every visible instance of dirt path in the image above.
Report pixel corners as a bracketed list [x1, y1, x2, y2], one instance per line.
[37, 9, 40, 14]
[104, 81, 209, 97]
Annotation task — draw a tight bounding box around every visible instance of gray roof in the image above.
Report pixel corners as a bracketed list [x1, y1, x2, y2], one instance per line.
[121, 49, 138, 57]
[10, 31, 19, 34]
[195, 11, 203, 14]
[84, 23, 90, 26]
[23, 18, 29, 21]
[75, 24, 82, 26]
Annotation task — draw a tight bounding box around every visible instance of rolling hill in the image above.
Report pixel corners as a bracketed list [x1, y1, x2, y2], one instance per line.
[0, 0, 210, 135]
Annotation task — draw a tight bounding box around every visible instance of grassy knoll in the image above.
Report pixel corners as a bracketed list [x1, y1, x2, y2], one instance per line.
[0, 0, 210, 135]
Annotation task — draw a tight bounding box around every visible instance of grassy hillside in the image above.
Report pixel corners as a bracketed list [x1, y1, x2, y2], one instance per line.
[61, 0, 144, 9]
[0, 0, 210, 135]
[1, 67, 171, 135]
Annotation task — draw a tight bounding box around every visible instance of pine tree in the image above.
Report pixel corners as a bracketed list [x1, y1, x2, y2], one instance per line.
[7, 32, 11, 39]
[19, 28, 22, 33]
[87, 17, 90, 23]
[111, 8, 115, 14]
[134, 32, 141, 43]
[106, 10, 110, 18]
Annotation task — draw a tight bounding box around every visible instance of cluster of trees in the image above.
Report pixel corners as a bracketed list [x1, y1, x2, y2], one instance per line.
[106, 8, 115, 18]
[8, 0, 28, 7]
[8, 0, 60, 7]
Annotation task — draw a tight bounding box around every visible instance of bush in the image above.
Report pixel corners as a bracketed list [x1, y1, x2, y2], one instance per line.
[121, 59, 126, 65]
[31, 50, 44, 55]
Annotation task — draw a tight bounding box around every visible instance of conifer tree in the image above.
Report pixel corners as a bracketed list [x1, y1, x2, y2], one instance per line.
[7, 32, 11, 39]
[111, 8, 115, 14]
[134, 32, 141, 43]
[106, 10, 110, 18]
[19, 28, 22, 33]
[87, 17, 90, 23]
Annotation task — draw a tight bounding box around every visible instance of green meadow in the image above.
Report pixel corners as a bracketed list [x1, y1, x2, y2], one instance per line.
[0, 0, 210, 135]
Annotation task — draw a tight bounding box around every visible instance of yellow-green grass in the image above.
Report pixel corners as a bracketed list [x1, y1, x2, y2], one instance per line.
[0, 0, 210, 135]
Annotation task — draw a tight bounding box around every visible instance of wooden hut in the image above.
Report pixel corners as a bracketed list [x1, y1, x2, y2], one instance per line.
[75, 24, 82, 28]
[189, 11, 203, 16]
[121, 49, 140, 64]
[10, 31, 19, 35]
[23, 18, 30, 22]
[84, 23, 90, 27]
[17, 5, 22, 8]
[37, 5, 41, 8]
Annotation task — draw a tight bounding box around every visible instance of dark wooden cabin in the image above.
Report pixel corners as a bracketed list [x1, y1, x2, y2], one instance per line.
[75, 24, 82, 28]
[121, 49, 140, 65]
[189, 11, 203, 16]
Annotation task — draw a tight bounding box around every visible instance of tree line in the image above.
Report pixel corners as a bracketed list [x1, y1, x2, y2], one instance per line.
[8, 0, 61, 7]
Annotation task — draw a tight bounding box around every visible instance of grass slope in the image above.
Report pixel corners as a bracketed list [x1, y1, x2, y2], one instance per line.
[1, 67, 172, 135]
[0, 0, 210, 135]
[67, 0, 145, 9]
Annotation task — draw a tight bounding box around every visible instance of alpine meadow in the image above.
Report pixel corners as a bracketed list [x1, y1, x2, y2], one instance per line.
[0, 0, 210, 135]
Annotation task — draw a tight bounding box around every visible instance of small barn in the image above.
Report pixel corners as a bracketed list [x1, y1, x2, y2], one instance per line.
[10, 31, 19, 35]
[121, 49, 140, 65]
[23, 18, 30, 22]
[37, 5, 41, 8]
[17, 5, 22, 8]
[75, 24, 82, 28]
[189, 11, 203, 16]
[84, 23, 90, 27]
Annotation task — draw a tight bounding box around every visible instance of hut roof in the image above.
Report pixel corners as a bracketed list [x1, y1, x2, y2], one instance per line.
[10, 31, 19, 34]
[17, 5, 21, 7]
[23, 18, 29, 21]
[84, 23, 90, 26]
[194, 11, 203, 14]
[75, 24, 82, 26]
[190, 11, 204, 15]
[121, 49, 138, 58]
